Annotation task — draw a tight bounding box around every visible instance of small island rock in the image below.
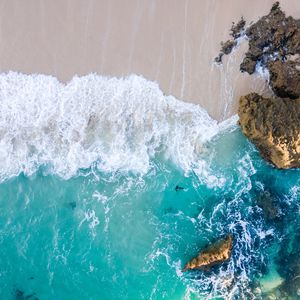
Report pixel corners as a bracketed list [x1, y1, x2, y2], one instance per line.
[183, 235, 233, 272]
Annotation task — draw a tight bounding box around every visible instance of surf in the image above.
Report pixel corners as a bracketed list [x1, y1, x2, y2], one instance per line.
[0, 72, 237, 182]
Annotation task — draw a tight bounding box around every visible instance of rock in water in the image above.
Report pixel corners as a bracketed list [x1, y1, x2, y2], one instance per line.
[182, 235, 233, 272]
[256, 191, 279, 222]
[238, 93, 300, 169]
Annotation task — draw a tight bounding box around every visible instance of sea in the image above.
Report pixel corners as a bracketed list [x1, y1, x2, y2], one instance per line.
[0, 72, 299, 299]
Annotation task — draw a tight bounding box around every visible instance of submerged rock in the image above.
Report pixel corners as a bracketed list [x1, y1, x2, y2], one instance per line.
[182, 235, 233, 272]
[274, 232, 300, 299]
[238, 93, 300, 169]
[256, 191, 280, 221]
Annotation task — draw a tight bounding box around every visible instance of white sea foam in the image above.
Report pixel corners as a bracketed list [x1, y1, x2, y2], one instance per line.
[0, 72, 228, 181]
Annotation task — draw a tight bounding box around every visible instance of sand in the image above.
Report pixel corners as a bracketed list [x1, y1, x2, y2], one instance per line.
[0, 0, 299, 120]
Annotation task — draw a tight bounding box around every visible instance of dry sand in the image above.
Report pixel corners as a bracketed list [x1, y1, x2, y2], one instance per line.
[0, 0, 299, 120]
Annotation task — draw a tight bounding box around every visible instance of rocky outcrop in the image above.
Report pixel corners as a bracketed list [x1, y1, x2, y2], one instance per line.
[182, 235, 233, 272]
[268, 59, 300, 99]
[215, 17, 245, 63]
[240, 2, 300, 74]
[238, 93, 300, 169]
[217, 2, 300, 76]
[235, 2, 300, 169]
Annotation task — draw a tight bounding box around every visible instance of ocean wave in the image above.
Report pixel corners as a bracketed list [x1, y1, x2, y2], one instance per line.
[0, 72, 237, 182]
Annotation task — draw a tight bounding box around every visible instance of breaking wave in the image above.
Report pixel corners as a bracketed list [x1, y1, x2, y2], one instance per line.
[0, 72, 235, 182]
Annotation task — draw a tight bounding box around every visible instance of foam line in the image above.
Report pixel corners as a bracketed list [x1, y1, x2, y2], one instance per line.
[0, 72, 227, 181]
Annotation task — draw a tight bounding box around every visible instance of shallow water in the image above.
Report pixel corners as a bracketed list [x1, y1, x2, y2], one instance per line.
[0, 73, 299, 299]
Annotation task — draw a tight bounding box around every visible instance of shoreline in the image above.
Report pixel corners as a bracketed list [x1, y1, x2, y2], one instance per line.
[0, 2, 299, 299]
[0, 0, 299, 120]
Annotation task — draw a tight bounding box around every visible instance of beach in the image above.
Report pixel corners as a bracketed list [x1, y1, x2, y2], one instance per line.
[0, 0, 299, 120]
[0, 1, 299, 299]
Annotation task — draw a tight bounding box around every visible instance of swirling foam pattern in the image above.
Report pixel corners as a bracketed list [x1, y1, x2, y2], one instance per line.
[0, 73, 298, 299]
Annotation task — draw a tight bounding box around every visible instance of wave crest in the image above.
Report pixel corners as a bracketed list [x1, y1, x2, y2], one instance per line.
[0, 72, 232, 181]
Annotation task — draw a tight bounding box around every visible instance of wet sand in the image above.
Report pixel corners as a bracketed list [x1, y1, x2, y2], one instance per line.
[0, 0, 299, 120]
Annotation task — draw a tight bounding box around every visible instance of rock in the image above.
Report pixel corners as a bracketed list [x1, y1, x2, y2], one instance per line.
[214, 40, 237, 64]
[221, 40, 237, 55]
[240, 57, 257, 74]
[237, 3, 300, 169]
[230, 17, 246, 39]
[214, 17, 245, 63]
[214, 53, 223, 64]
[182, 235, 233, 272]
[240, 2, 300, 75]
[268, 60, 300, 99]
[238, 93, 300, 169]
[256, 191, 280, 221]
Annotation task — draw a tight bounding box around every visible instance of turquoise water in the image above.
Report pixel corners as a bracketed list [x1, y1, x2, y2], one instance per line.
[0, 128, 299, 299]
[0, 73, 299, 299]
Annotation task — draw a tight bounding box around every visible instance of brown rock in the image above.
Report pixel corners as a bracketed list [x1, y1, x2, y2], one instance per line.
[240, 57, 257, 74]
[230, 17, 246, 39]
[214, 53, 224, 64]
[182, 235, 233, 272]
[237, 3, 300, 169]
[268, 60, 300, 99]
[238, 93, 300, 169]
[214, 17, 244, 63]
[240, 2, 300, 76]
[221, 40, 237, 55]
